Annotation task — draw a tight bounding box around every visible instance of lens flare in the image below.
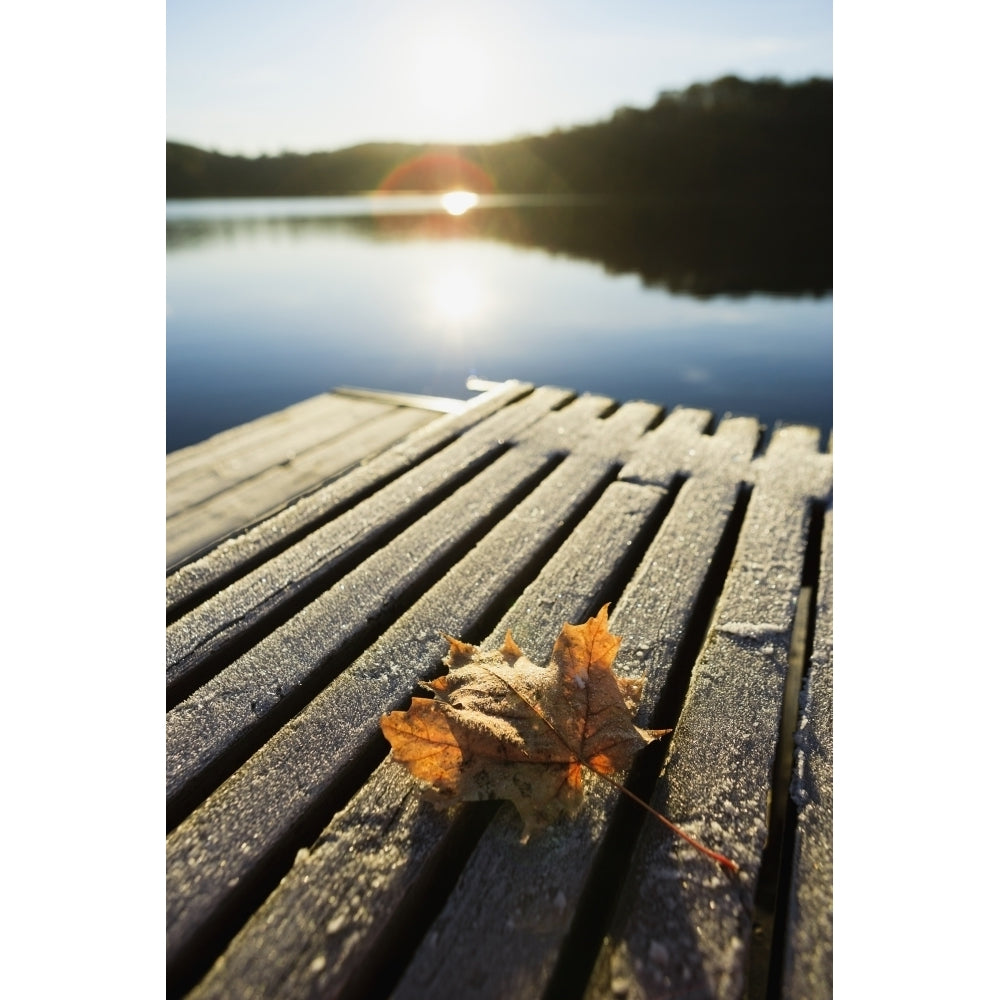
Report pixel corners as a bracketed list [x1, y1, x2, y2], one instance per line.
[378, 151, 494, 194]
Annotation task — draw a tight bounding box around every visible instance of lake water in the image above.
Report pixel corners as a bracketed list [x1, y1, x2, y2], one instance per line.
[166, 194, 831, 453]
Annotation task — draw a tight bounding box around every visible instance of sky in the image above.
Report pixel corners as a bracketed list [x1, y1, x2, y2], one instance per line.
[167, 0, 832, 155]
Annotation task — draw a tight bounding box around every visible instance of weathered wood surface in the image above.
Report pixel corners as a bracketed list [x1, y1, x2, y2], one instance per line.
[582, 427, 832, 1000]
[166, 390, 608, 820]
[167, 389, 452, 568]
[165, 384, 571, 704]
[166, 380, 532, 608]
[166, 384, 833, 1000]
[782, 507, 833, 998]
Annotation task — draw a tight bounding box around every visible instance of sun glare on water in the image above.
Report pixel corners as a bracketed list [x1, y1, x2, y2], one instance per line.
[429, 263, 484, 326]
[441, 190, 479, 216]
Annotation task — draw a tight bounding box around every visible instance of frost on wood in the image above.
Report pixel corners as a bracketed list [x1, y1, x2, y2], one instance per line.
[380, 605, 666, 837]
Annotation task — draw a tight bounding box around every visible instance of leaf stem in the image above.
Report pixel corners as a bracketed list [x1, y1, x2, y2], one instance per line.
[595, 770, 739, 874]
[481, 663, 738, 873]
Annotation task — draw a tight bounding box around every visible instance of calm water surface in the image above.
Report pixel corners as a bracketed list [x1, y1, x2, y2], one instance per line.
[166, 195, 831, 453]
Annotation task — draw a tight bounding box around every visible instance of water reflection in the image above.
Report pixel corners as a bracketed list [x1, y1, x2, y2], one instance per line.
[167, 194, 831, 299]
[429, 263, 485, 325]
[166, 194, 831, 452]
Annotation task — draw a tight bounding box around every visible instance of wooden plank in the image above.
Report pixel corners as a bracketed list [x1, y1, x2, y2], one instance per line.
[165, 380, 532, 608]
[582, 426, 832, 1000]
[334, 385, 473, 413]
[617, 405, 758, 485]
[165, 386, 573, 700]
[167, 391, 356, 469]
[166, 406, 437, 567]
[782, 507, 833, 999]
[166, 396, 618, 819]
[167, 392, 388, 503]
[181, 412, 762, 1000]
[166, 399, 661, 984]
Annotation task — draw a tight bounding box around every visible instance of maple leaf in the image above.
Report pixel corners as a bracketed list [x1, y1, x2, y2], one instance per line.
[380, 605, 666, 836]
[381, 606, 739, 872]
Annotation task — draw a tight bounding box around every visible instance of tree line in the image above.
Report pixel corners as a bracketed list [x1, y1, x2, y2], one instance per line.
[167, 75, 831, 206]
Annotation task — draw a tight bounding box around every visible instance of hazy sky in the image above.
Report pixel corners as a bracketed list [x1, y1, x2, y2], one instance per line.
[168, 0, 832, 155]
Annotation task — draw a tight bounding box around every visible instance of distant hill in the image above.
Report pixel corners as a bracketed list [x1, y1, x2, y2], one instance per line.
[167, 140, 432, 198]
[167, 75, 831, 205]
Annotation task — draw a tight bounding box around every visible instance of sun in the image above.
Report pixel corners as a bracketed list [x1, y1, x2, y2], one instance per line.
[441, 190, 479, 215]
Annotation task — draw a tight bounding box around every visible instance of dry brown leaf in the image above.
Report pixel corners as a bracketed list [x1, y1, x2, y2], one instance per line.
[380, 604, 666, 836]
[381, 605, 738, 872]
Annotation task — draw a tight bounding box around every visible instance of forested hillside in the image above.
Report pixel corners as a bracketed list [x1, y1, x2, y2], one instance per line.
[167, 75, 831, 204]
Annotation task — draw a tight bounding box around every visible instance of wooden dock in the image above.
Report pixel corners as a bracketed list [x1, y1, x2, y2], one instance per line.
[166, 387, 470, 568]
[166, 381, 833, 1000]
